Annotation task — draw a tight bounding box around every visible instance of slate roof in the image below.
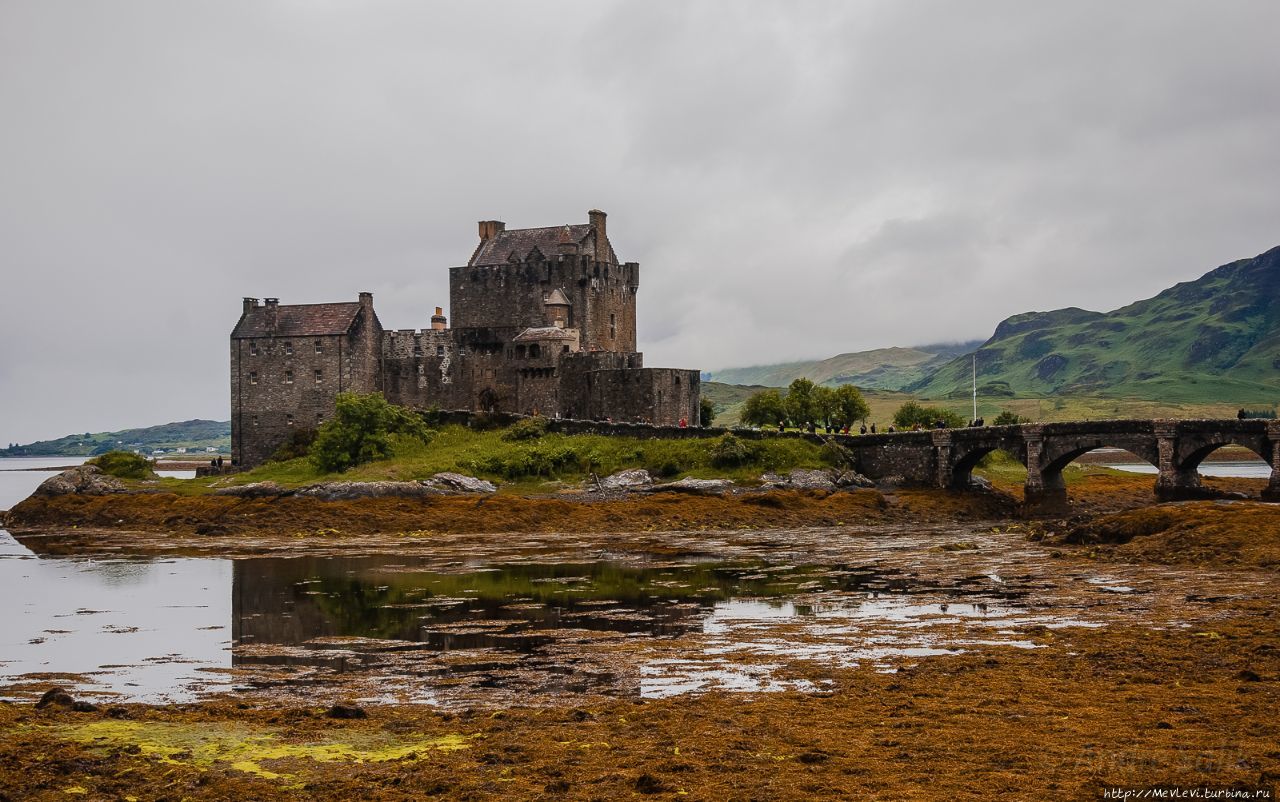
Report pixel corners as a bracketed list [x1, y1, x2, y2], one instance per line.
[469, 225, 596, 266]
[512, 326, 578, 342]
[544, 288, 571, 306]
[231, 302, 363, 338]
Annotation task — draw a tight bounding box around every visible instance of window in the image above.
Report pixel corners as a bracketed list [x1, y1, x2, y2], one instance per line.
[609, 313, 616, 339]
[249, 371, 258, 384]
[436, 345, 445, 357]
[249, 342, 258, 356]
[251, 415, 259, 426]
[284, 370, 294, 384]
[284, 342, 293, 356]
[286, 414, 294, 426]
[314, 340, 324, 354]
[314, 369, 323, 383]
[316, 412, 324, 424]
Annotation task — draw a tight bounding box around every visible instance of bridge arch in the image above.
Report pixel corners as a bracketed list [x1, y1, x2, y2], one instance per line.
[1175, 436, 1271, 474]
[948, 444, 1026, 489]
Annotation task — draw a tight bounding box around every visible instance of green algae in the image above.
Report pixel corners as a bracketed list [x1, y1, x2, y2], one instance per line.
[46, 720, 470, 780]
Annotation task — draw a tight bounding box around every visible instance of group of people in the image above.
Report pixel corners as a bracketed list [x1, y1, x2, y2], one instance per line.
[776, 421, 879, 435]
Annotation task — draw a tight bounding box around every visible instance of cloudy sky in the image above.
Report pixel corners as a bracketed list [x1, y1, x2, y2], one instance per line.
[2, 1, 1278, 443]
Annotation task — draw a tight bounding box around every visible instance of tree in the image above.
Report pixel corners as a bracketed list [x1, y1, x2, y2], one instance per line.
[740, 389, 787, 427]
[892, 401, 965, 430]
[992, 410, 1025, 426]
[784, 378, 818, 427]
[310, 392, 434, 473]
[699, 397, 716, 427]
[813, 386, 838, 428]
[832, 384, 870, 427]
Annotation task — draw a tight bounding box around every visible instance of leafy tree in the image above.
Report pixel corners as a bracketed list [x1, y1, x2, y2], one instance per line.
[832, 384, 870, 427]
[699, 397, 716, 427]
[784, 378, 818, 427]
[310, 392, 434, 473]
[892, 401, 966, 430]
[992, 410, 1025, 426]
[813, 386, 838, 428]
[741, 389, 787, 427]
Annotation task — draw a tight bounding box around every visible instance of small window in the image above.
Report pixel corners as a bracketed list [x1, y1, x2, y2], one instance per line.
[436, 345, 445, 357]
[609, 313, 616, 339]
[316, 412, 324, 424]
[249, 342, 259, 356]
[314, 369, 323, 383]
[284, 370, 294, 384]
[249, 371, 258, 385]
[251, 415, 259, 426]
[314, 340, 324, 354]
[284, 342, 293, 356]
[286, 414, 294, 426]
[562, 345, 570, 353]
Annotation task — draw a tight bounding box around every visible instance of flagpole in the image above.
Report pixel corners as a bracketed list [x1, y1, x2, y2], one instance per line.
[972, 354, 977, 422]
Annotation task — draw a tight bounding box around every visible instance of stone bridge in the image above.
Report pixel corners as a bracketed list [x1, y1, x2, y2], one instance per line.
[836, 419, 1280, 509]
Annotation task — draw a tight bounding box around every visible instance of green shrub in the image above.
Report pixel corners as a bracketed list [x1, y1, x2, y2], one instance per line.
[88, 451, 156, 480]
[992, 410, 1025, 426]
[892, 401, 966, 430]
[699, 397, 716, 427]
[270, 427, 317, 462]
[819, 438, 855, 468]
[465, 441, 580, 479]
[710, 434, 756, 468]
[502, 417, 549, 442]
[310, 393, 435, 473]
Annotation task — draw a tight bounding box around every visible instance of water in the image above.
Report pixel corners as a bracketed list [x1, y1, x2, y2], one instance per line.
[0, 544, 1102, 705]
[0, 456, 194, 510]
[1100, 461, 1272, 478]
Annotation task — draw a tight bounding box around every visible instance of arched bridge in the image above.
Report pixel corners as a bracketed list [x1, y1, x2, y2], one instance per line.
[835, 419, 1280, 509]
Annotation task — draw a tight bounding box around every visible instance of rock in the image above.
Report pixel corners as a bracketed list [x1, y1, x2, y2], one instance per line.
[326, 703, 368, 719]
[969, 475, 994, 491]
[295, 481, 444, 501]
[423, 472, 498, 494]
[592, 469, 653, 492]
[652, 477, 735, 495]
[213, 481, 289, 498]
[33, 465, 126, 497]
[877, 474, 907, 489]
[70, 701, 99, 713]
[834, 470, 876, 489]
[783, 469, 837, 491]
[34, 687, 75, 709]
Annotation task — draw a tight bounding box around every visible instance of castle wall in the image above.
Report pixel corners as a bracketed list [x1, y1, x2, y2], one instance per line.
[231, 306, 381, 467]
[449, 256, 637, 352]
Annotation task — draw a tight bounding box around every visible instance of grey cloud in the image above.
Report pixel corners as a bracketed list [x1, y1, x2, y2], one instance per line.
[2, 1, 1278, 442]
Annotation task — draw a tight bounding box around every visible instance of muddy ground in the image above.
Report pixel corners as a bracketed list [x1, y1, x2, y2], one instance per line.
[1, 474, 1278, 800]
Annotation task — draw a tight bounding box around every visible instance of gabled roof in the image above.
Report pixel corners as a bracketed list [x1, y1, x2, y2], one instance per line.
[231, 302, 363, 339]
[544, 288, 571, 306]
[513, 326, 578, 342]
[469, 224, 594, 267]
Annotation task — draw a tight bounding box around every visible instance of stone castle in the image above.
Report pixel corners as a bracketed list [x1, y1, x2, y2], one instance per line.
[230, 210, 701, 466]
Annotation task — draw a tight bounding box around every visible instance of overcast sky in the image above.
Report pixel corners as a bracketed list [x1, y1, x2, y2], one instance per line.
[2, 1, 1278, 443]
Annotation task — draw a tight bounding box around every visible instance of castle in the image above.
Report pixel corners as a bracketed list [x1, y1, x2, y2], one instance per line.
[230, 210, 702, 467]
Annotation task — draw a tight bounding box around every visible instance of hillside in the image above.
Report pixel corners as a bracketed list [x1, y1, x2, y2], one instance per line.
[1, 420, 231, 457]
[911, 246, 1280, 403]
[706, 342, 979, 390]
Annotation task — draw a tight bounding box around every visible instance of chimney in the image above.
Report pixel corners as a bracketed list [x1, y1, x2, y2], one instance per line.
[588, 209, 606, 239]
[478, 220, 506, 241]
[242, 297, 259, 314]
[557, 224, 579, 255]
[264, 298, 279, 332]
[431, 306, 447, 330]
[359, 292, 373, 312]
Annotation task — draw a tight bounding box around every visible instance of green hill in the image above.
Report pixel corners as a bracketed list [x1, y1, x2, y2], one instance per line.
[1, 420, 231, 457]
[911, 245, 1280, 403]
[706, 342, 979, 390]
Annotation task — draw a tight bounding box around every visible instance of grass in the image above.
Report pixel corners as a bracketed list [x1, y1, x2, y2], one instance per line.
[217, 425, 834, 492]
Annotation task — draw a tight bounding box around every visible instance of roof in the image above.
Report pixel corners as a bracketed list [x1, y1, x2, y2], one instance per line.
[232, 302, 363, 338]
[544, 288, 571, 306]
[512, 326, 578, 342]
[469, 224, 603, 266]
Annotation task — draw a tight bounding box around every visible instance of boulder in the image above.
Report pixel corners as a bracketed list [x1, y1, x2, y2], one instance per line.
[213, 481, 289, 498]
[295, 481, 443, 501]
[834, 470, 876, 489]
[33, 465, 126, 497]
[783, 469, 837, 491]
[592, 469, 654, 492]
[652, 477, 735, 495]
[423, 472, 497, 494]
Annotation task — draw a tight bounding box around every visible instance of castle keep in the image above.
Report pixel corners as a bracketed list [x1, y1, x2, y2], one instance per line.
[230, 210, 701, 466]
